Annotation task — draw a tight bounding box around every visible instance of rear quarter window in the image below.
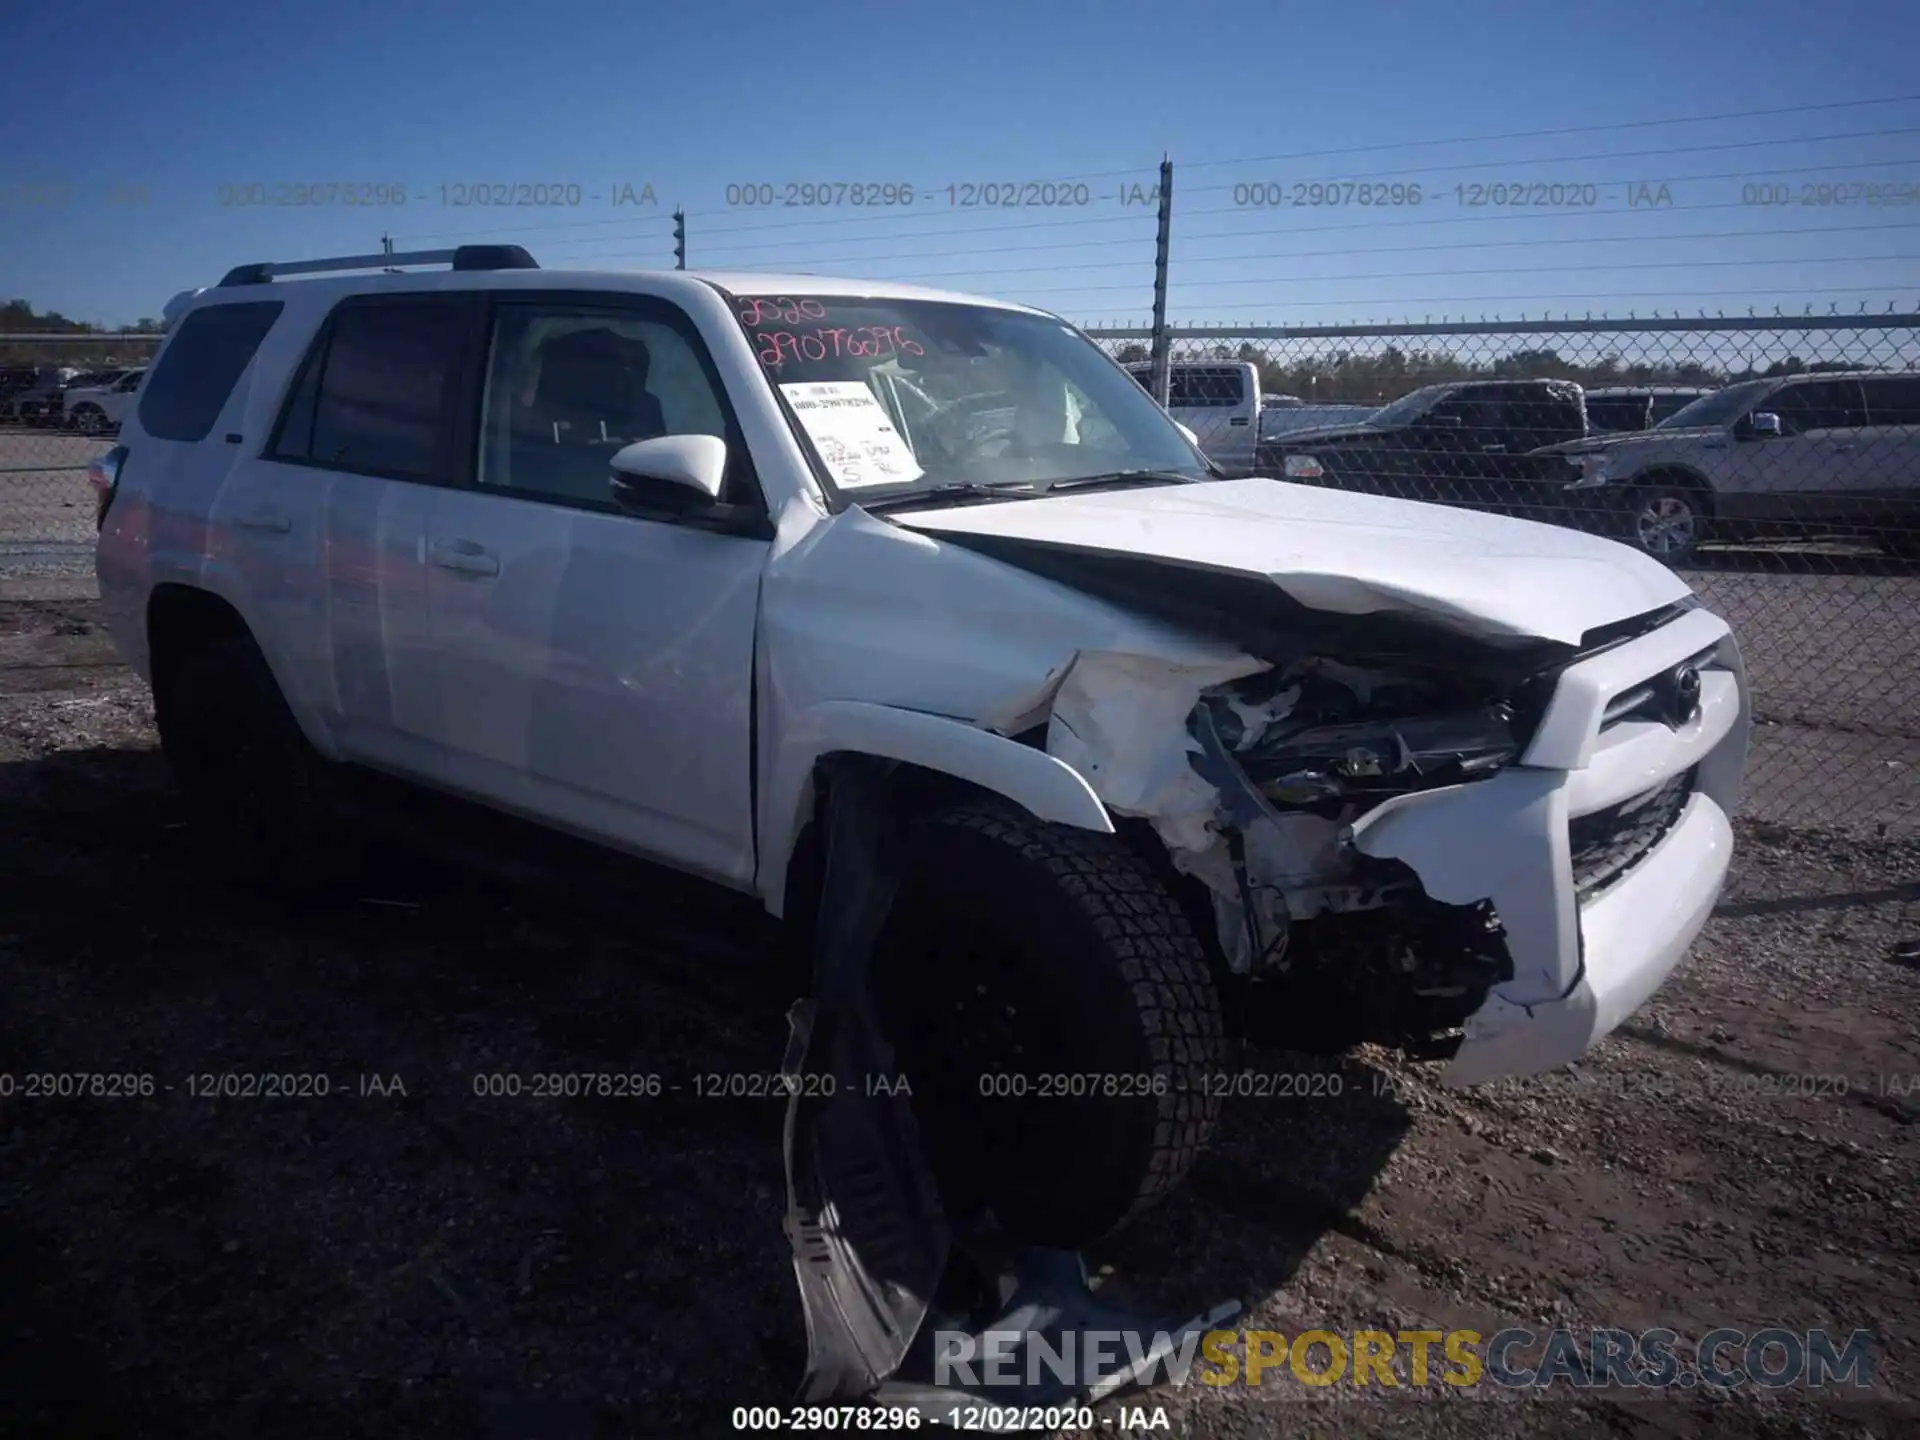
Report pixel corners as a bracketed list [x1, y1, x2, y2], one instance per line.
[137, 301, 284, 442]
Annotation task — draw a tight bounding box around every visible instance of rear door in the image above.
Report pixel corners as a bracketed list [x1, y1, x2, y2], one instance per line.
[256, 293, 468, 775]
[421, 292, 769, 889]
[1850, 375, 1920, 533]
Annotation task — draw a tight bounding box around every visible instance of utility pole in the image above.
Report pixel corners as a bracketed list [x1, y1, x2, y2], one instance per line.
[673, 208, 686, 270]
[1147, 155, 1174, 409]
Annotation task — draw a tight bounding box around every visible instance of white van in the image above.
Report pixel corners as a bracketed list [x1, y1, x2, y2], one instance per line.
[1126, 360, 1261, 474]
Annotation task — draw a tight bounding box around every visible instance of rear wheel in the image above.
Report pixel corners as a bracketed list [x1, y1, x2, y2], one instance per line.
[154, 636, 353, 894]
[871, 800, 1226, 1249]
[1625, 477, 1709, 564]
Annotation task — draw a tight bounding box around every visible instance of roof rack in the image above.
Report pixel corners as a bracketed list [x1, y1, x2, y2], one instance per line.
[217, 244, 538, 287]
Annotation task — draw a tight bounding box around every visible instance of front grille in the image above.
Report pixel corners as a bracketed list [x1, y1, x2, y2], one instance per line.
[1569, 766, 1696, 898]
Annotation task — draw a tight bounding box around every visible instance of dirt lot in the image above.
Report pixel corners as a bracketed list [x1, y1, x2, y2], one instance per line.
[1, 596, 1916, 1439]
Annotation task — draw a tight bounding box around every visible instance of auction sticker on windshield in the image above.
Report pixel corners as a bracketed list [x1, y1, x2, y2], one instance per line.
[780, 381, 924, 489]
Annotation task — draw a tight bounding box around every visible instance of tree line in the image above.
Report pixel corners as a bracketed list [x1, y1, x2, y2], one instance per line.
[1, 300, 165, 367]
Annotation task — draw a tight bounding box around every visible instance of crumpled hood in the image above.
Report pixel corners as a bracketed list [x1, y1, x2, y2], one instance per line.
[888, 478, 1693, 647]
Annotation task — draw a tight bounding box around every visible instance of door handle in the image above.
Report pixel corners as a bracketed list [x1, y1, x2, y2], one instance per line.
[429, 538, 500, 577]
[1228, 416, 1250, 426]
[1830, 441, 1856, 453]
[235, 509, 291, 534]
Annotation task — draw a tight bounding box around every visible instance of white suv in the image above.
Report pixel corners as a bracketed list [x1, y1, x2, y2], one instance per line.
[63, 366, 146, 433]
[94, 245, 1751, 1248]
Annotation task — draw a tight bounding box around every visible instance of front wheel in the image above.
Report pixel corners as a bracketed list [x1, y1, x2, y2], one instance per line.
[70, 405, 108, 434]
[871, 800, 1227, 1249]
[1625, 481, 1708, 564]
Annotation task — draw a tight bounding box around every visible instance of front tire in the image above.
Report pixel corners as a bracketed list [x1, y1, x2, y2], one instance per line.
[871, 799, 1226, 1249]
[1625, 478, 1708, 564]
[71, 405, 108, 434]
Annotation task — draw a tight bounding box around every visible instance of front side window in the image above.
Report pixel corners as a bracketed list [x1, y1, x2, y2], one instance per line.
[477, 304, 736, 507]
[1656, 379, 1777, 431]
[729, 294, 1206, 505]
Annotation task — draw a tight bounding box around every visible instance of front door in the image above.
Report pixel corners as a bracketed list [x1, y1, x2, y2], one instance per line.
[423, 294, 769, 889]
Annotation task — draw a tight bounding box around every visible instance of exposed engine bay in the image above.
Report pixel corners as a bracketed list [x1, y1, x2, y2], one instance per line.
[1031, 646, 1533, 1059]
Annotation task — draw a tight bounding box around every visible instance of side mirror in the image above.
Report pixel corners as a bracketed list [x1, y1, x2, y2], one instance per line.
[609, 434, 728, 506]
[1748, 412, 1783, 438]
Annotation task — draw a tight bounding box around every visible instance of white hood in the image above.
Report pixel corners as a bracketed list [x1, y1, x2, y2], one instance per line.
[889, 478, 1692, 647]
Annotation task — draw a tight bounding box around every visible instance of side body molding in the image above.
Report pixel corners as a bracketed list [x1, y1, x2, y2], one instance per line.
[759, 700, 1115, 918]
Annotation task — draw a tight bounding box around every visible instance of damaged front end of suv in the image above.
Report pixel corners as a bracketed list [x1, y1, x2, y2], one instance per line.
[1028, 634, 1550, 1067]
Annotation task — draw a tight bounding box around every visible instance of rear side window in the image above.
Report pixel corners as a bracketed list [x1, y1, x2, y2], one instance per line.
[271, 298, 469, 480]
[1769, 379, 1866, 434]
[1861, 375, 1920, 425]
[1167, 368, 1246, 408]
[137, 301, 283, 442]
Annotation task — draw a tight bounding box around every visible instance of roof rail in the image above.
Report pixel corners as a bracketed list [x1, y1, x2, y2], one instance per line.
[216, 244, 538, 287]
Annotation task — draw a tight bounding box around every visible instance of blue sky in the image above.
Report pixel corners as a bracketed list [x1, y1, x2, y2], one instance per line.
[2, 0, 1917, 329]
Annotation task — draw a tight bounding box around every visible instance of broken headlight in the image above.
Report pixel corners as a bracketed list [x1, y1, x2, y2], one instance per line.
[1197, 665, 1520, 809]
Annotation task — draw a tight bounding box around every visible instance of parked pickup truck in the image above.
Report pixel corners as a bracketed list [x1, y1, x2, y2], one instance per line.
[96, 249, 1749, 1269]
[1253, 378, 1589, 520]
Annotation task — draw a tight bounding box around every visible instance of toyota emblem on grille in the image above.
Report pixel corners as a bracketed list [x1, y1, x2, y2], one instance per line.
[1672, 663, 1703, 725]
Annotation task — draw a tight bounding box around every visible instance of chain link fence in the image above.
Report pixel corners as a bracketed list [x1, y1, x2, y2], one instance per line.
[0, 335, 161, 594]
[2, 319, 1913, 834]
[1093, 315, 1919, 836]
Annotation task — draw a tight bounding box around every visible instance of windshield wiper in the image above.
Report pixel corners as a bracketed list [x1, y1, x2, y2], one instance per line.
[855, 481, 1038, 514]
[1040, 469, 1202, 493]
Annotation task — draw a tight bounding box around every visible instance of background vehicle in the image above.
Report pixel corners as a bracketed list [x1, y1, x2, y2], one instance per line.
[1253, 377, 1588, 512]
[1258, 399, 1378, 441]
[1125, 359, 1262, 473]
[5, 367, 84, 426]
[1540, 370, 1920, 563]
[62, 366, 145, 433]
[1584, 386, 1717, 434]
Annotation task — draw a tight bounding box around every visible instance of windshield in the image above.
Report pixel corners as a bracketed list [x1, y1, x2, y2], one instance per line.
[729, 293, 1208, 504]
[1365, 383, 1452, 428]
[1654, 379, 1772, 431]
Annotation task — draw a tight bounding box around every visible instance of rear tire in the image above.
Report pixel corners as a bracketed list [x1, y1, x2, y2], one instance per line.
[871, 799, 1226, 1249]
[154, 636, 353, 895]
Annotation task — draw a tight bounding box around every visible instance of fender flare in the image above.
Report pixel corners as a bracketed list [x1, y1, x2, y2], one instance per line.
[758, 699, 1114, 918]
[144, 571, 342, 762]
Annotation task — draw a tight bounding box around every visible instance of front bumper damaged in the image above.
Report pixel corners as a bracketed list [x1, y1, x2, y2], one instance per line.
[1027, 606, 1751, 1084]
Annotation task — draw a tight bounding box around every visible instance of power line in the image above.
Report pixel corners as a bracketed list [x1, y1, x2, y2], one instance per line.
[1177, 94, 1920, 171]
[1180, 126, 1920, 195]
[641, 221, 1915, 278]
[400, 150, 1918, 261]
[372, 93, 1920, 249]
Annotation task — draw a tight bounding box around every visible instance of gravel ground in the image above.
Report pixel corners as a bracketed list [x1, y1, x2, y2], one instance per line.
[2, 597, 1916, 1439]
